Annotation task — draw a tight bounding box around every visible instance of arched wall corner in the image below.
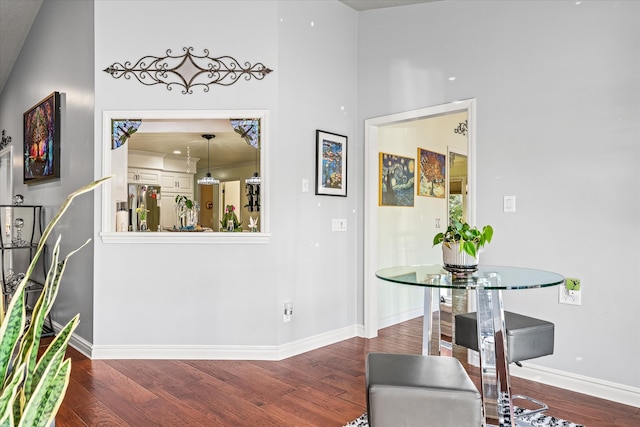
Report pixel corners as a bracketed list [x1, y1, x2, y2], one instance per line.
[363, 99, 477, 338]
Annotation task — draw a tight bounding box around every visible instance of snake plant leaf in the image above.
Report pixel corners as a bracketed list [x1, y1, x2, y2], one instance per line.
[23, 240, 87, 399]
[0, 407, 12, 426]
[29, 315, 78, 398]
[0, 177, 112, 426]
[0, 290, 26, 386]
[20, 319, 76, 427]
[0, 363, 25, 424]
[18, 238, 62, 398]
[19, 357, 71, 427]
[20, 315, 76, 426]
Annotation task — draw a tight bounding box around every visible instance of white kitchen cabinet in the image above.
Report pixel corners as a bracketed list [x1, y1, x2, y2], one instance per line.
[128, 168, 160, 184]
[160, 193, 178, 229]
[161, 172, 193, 192]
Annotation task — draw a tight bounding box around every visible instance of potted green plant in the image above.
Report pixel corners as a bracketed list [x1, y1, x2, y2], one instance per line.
[432, 218, 493, 271]
[220, 204, 242, 232]
[0, 177, 110, 426]
[175, 195, 197, 229]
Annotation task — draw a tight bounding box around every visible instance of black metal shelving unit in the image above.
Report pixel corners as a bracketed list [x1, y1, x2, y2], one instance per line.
[0, 204, 53, 336]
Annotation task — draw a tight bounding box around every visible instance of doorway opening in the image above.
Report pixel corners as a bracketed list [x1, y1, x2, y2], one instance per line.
[363, 99, 476, 338]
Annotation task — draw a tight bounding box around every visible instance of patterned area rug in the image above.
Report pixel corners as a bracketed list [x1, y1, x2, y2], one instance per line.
[344, 410, 585, 427]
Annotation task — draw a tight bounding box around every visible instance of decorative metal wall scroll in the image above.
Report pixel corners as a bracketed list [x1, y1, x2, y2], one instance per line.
[103, 47, 273, 94]
[0, 130, 11, 150]
[454, 120, 468, 136]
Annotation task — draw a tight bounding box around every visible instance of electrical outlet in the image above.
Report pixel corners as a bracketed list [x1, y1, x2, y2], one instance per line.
[283, 302, 293, 322]
[559, 278, 581, 305]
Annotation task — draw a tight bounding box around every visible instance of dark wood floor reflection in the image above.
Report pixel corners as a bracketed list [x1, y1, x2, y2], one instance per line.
[49, 318, 639, 426]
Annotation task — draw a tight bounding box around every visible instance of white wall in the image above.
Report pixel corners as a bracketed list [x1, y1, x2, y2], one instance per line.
[0, 0, 95, 340]
[92, 1, 358, 355]
[357, 0, 640, 390]
[275, 1, 359, 346]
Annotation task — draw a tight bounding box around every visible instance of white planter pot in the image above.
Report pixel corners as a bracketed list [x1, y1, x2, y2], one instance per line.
[442, 243, 478, 271]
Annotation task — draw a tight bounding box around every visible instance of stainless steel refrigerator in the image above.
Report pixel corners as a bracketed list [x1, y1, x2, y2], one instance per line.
[128, 184, 161, 232]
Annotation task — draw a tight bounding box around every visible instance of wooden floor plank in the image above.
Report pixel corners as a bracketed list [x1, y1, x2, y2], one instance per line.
[50, 317, 639, 427]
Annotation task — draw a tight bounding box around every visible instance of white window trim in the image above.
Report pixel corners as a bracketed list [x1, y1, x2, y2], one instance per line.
[99, 109, 270, 244]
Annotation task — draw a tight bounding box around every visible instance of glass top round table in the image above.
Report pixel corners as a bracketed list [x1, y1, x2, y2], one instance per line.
[375, 265, 564, 290]
[375, 264, 564, 426]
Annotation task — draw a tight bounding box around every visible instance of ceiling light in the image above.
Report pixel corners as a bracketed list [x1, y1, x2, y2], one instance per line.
[197, 134, 219, 185]
[244, 146, 261, 186]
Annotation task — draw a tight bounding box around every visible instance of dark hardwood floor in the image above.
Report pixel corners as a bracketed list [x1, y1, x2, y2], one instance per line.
[50, 317, 639, 426]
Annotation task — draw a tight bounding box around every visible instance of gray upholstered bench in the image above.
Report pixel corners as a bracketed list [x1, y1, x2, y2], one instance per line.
[365, 353, 482, 427]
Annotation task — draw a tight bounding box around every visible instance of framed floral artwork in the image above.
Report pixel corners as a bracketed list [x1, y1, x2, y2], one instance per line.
[417, 148, 445, 198]
[23, 92, 61, 184]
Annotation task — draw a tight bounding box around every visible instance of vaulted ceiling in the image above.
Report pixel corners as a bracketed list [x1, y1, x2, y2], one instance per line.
[0, 0, 43, 96]
[0, 0, 438, 97]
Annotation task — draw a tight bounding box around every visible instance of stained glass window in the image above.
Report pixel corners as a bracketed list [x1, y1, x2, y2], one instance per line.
[230, 119, 260, 149]
[112, 119, 142, 149]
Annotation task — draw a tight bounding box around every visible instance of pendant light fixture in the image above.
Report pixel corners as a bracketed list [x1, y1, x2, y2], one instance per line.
[197, 134, 219, 185]
[245, 145, 261, 185]
[245, 172, 261, 185]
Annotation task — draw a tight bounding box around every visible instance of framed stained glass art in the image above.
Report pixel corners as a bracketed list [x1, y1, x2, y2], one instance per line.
[111, 119, 142, 149]
[231, 119, 260, 148]
[23, 92, 61, 184]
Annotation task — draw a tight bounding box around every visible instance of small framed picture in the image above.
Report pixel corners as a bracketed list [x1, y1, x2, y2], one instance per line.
[315, 130, 347, 196]
[23, 92, 61, 184]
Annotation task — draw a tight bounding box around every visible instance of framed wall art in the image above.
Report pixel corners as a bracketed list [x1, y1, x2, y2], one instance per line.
[23, 92, 61, 184]
[379, 152, 414, 207]
[315, 130, 347, 196]
[417, 148, 445, 198]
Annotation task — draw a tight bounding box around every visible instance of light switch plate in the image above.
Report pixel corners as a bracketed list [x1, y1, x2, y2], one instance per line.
[503, 195, 516, 212]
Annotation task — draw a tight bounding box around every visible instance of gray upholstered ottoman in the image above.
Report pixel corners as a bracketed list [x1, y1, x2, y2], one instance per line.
[365, 353, 482, 427]
[455, 311, 554, 363]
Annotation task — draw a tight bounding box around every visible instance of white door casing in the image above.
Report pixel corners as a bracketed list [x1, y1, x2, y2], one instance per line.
[363, 99, 476, 338]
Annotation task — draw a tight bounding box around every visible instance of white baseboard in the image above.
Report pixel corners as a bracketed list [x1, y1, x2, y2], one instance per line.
[377, 308, 423, 330]
[277, 325, 358, 360]
[466, 348, 639, 408]
[89, 325, 359, 361]
[511, 362, 640, 408]
[63, 321, 639, 408]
